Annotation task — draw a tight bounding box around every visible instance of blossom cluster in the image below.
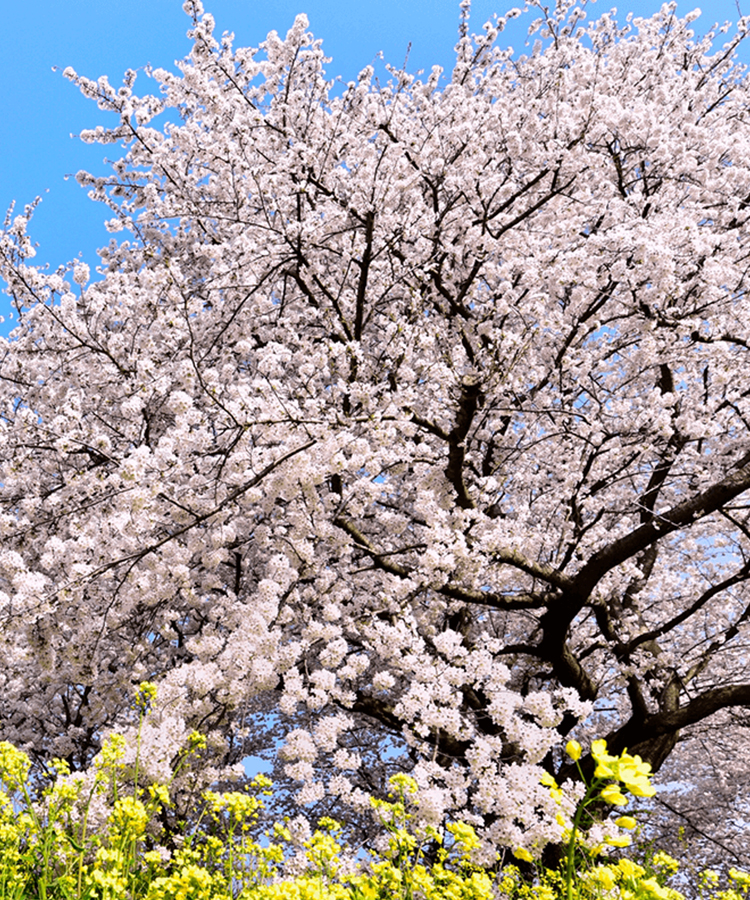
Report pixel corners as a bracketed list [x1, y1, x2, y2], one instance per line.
[1, 0, 750, 863]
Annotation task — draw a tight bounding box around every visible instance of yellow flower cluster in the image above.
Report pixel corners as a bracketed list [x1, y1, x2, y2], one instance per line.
[0, 686, 746, 900]
[590, 740, 657, 800]
[502, 849, 750, 900]
[506, 741, 750, 900]
[565, 739, 656, 801]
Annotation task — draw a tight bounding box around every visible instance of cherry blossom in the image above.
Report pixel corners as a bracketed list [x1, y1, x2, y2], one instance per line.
[1, 0, 750, 863]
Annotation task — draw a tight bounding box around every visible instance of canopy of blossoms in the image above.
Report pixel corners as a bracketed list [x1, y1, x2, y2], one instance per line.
[1, 0, 749, 863]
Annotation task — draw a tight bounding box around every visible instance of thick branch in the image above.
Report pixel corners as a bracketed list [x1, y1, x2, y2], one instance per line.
[643, 684, 750, 735]
[558, 683, 750, 781]
[333, 515, 567, 608]
[446, 377, 483, 510]
[625, 560, 750, 653]
[574, 458, 750, 594]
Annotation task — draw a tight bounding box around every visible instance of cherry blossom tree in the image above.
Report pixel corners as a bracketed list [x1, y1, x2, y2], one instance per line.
[1, 0, 750, 863]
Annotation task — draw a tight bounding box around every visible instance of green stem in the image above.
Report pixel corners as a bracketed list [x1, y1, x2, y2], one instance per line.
[564, 763, 604, 900]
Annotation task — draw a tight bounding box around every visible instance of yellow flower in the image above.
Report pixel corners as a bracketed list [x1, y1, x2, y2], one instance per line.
[640, 877, 675, 900]
[605, 834, 631, 848]
[109, 796, 149, 837]
[701, 870, 720, 888]
[513, 847, 535, 864]
[96, 733, 126, 770]
[590, 739, 610, 760]
[566, 740, 582, 761]
[51, 757, 71, 776]
[148, 783, 171, 807]
[729, 869, 750, 888]
[388, 773, 419, 795]
[188, 731, 207, 752]
[618, 859, 646, 879]
[591, 739, 618, 779]
[625, 776, 656, 797]
[135, 680, 158, 709]
[590, 865, 618, 891]
[146, 863, 214, 900]
[533, 886, 556, 900]
[252, 773, 273, 791]
[600, 784, 628, 806]
[652, 851, 679, 874]
[590, 742, 657, 798]
[447, 821, 481, 854]
[617, 753, 656, 797]
[50, 778, 81, 806]
[615, 816, 638, 830]
[0, 743, 32, 792]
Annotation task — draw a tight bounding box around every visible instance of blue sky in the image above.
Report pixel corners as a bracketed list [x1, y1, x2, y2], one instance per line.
[1, 0, 747, 330]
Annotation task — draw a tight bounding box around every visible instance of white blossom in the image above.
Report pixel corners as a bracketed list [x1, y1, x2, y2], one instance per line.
[0, 0, 749, 866]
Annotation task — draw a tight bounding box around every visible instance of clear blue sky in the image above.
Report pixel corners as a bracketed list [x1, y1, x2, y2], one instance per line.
[0, 0, 746, 329]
